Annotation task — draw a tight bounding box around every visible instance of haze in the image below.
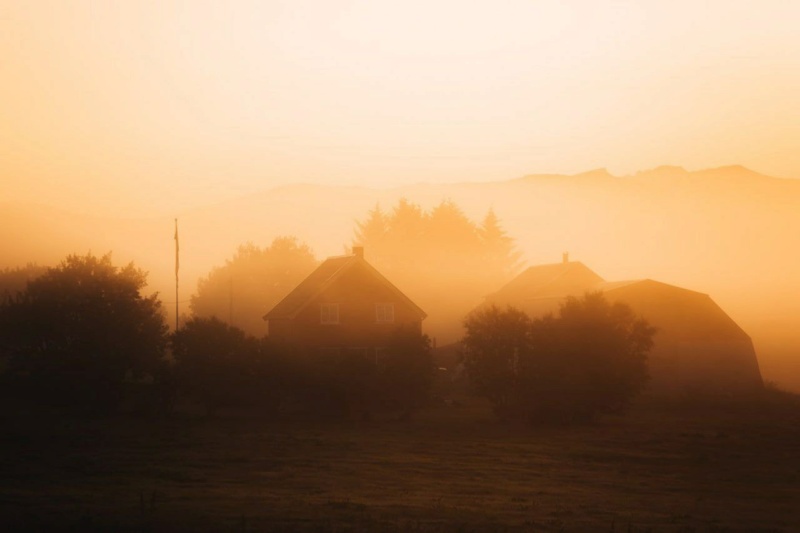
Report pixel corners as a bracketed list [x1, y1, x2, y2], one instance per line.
[3, 1, 800, 216]
[2, 2, 799, 389]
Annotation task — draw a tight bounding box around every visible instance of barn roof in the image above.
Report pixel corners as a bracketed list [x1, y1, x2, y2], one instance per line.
[264, 253, 427, 321]
[484, 262, 749, 340]
[482, 260, 762, 391]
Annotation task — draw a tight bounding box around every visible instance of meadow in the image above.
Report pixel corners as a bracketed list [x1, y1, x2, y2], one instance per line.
[2, 395, 799, 532]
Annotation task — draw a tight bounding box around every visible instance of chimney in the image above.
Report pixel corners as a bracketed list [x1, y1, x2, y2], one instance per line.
[562, 251, 569, 264]
[353, 246, 364, 258]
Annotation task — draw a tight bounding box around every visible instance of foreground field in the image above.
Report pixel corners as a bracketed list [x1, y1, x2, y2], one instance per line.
[2, 398, 799, 532]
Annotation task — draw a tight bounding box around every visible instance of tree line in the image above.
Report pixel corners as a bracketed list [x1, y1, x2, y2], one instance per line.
[0, 200, 655, 423]
[189, 199, 522, 342]
[0, 253, 435, 419]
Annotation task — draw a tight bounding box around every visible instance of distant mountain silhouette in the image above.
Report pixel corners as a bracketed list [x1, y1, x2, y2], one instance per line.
[2, 165, 799, 389]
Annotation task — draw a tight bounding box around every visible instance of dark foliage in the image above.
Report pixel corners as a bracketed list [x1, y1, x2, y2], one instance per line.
[171, 317, 281, 416]
[374, 328, 434, 416]
[461, 305, 531, 413]
[275, 328, 434, 419]
[0, 263, 47, 304]
[0, 253, 168, 413]
[463, 293, 655, 424]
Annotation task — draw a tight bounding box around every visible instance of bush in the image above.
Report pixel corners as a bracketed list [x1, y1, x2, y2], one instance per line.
[463, 293, 655, 424]
[272, 328, 434, 420]
[172, 317, 268, 416]
[0, 253, 168, 413]
[375, 328, 434, 417]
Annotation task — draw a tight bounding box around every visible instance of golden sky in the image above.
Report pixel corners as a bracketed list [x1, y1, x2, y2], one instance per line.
[2, 0, 799, 216]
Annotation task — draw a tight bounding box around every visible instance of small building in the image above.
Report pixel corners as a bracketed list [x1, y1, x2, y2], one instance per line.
[264, 247, 426, 358]
[482, 259, 763, 395]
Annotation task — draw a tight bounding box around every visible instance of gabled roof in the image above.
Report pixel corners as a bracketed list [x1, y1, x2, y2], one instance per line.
[594, 279, 645, 292]
[488, 261, 604, 304]
[488, 263, 714, 305]
[596, 278, 707, 297]
[485, 263, 749, 339]
[264, 254, 427, 320]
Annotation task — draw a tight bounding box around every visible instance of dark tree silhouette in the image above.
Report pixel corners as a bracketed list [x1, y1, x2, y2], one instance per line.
[463, 293, 655, 423]
[171, 317, 266, 416]
[191, 236, 317, 337]
[375, 327, 434, 418]
[275, 328, 434, 420]
[0, 253, 168, 412]
[0, 263, 47, 304]
[461, 305, 531, 414]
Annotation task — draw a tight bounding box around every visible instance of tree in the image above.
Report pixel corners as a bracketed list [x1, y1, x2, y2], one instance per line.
[0, 263, 47, 304]
[278, 328, 434, 420]
[462, 293, 655, 423]
[352, 204, 389, 264]
[0, 253, 168, 412]
[479, 209, 523, 283]
[171, 317, 266, 415]
[191, 236, 317, 337]
[462, 305, 531, 415]
[375, 327, 434, 417]
[351, 199, 523, 343]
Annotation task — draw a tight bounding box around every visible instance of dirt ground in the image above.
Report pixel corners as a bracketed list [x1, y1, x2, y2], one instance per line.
[2, 397, 799, 532]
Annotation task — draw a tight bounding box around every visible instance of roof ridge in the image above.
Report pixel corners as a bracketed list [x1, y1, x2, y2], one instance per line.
[264, 254, 426, 320]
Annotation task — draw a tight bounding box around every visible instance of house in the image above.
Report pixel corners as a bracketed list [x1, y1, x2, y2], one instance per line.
[481, 258, 763, 395]
[264, 247, 426, 358]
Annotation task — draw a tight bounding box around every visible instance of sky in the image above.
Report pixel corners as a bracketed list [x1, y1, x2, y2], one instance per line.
[2, 0, 799, 217]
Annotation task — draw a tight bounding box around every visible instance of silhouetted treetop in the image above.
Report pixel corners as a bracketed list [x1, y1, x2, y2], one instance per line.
[351, 199, 523, 342]
[0, 263, 47, 304]
[0, 253, 168, 412]
[172, 316, 265, 415]
[463, 292, 655, 424]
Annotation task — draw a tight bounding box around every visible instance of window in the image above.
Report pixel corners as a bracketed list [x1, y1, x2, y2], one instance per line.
[375, 303, 395, 323]
[320, 303, 339, 324]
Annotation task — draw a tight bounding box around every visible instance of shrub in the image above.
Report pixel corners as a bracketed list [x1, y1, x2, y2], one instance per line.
[463, 293, 655, 424]
[0, 253, 168, 413]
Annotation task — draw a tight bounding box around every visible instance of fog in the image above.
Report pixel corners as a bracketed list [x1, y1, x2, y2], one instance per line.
[2, 164, 798, 390]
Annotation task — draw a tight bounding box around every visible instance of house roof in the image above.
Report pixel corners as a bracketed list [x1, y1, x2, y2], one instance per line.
[264, 253, 427, 320]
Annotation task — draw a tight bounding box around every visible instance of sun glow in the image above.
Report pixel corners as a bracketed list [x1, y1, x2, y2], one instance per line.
[3, 1, 799, 215]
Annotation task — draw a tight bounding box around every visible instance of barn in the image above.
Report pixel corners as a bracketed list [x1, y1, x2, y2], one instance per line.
[482, 259, 763, 395]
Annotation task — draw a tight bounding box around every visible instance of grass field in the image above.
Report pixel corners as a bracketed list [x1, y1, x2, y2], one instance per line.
[2, 396, 799, 532]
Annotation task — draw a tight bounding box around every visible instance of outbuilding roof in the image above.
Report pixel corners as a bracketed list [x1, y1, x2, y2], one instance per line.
[484, 261, 749, 340]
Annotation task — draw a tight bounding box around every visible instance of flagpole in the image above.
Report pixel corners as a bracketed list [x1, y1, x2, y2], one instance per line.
[174, 218, 179, 331]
